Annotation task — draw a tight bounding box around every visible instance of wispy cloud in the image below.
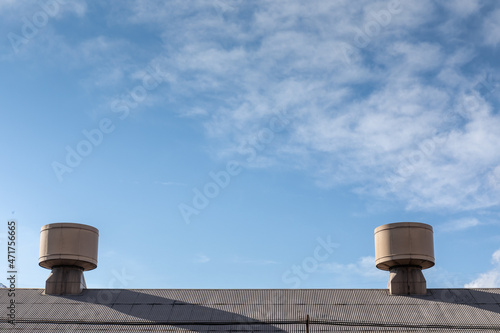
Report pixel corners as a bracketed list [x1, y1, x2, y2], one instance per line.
[232, 256, 278, 265]
[438, 218, 480, 232]
[194, 254, 211, 264]
[5, 1, 500, 212]
[426, 266, 465, 288]
[440, 0, 481, 17]
[155, 181, 188, 187]
[465, 249, 500, 288]
[0, 0, 16, 11]
[110, 1, 500, 213]
[482, 9, 500, 47]
[320, 256, 386, 281]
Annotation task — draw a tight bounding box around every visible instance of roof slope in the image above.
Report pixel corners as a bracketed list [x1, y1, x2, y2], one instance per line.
[1, 288, 500, 332]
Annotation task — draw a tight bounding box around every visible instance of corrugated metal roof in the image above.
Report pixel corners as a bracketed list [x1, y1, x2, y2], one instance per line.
[1, 288, 500, 331]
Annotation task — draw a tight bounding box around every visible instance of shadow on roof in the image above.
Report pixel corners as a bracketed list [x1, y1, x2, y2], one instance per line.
[402, 288, 500, 314]
[60, 289, 289, 331]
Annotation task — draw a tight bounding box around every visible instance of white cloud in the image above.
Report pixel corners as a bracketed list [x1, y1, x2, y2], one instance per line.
[438, 218, 480, 232]
[320, 256, 386, 280]
[62, 0, 87, 17]
[483, 9, 500, 47]
[425, 266, 464, 288]
[104, 1, 500, 212]
[155, 181, 188, 187]
[385, 42, 444, 73]
[150, 1, 499, 212]
[465, 270, 500, 288]
[465, 249, 500, 288]
[7, 1, 500, 212]
[441, 0, 481, 17]
[180, 107, 209, 118]
[493, 249, 500, 264]
[195, 254, 211, 264]
[232, 256, 277, 265]
[0, 0, 86, 26]
[0, 0, 16, 11]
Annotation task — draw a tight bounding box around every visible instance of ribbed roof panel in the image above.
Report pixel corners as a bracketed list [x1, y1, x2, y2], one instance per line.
[1, 288, 500, 332]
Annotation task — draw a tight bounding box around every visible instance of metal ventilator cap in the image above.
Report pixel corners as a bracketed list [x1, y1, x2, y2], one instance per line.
[374, 222, 435, 295]
[39, 223, 99, 295]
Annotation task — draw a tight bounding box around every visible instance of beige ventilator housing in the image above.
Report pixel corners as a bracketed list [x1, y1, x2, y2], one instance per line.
[39, 223, 99, 295]
[374, 222, 434, 295]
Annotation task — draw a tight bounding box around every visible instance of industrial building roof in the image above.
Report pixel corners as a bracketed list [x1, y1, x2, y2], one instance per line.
[2, 288, 500, 332]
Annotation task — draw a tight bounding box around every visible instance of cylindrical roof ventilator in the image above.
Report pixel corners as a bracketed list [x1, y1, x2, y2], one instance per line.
[39, 223, 99, 295]
[375, 222, 434, 295]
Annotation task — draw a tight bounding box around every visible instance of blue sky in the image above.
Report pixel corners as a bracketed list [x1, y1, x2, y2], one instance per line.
[1, 0, 500, 290]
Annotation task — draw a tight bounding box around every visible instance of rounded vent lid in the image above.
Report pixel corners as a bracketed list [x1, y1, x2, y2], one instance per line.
[39, 223, 99, 271]
[374, 222, 434, 271]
